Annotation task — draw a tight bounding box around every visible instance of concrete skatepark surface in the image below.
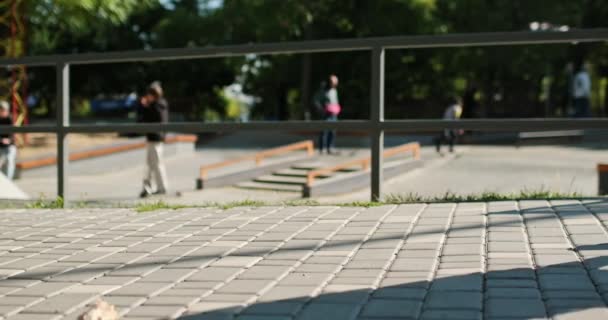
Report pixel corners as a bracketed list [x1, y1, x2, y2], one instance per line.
[7, 132, 608, 203]
[0, 201, 607, 319]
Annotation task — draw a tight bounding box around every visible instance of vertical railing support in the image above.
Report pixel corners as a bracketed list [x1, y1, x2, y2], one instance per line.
[56, 62, 69, 206]
[370, 47, 385, 202]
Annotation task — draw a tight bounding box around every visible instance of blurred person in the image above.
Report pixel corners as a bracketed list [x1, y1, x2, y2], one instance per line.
[0, 101, 16, 180]
[138, 81, 169, 198]
[572, 60, 592, 117]
[435, 96, 463, 154]
[316, 74, 341, 154]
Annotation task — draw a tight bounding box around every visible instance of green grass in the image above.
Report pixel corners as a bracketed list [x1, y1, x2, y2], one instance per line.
[385, 188, 583, 204]
[338, 201, 384, 208]
[0, 188, 590, 212]
[26, 197, 64, 209]
[135, 200, 187, 213]
[218, 200, 267, 210]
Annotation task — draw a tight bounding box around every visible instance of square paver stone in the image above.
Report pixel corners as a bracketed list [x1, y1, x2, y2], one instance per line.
[241, 301, 303, 316]
[421, 310, 482, 320]
[216, 280, 274, 294]
[297, 302, 360, 320]
[211, 257, 262, 268]
[485, 298, 546, 318]
[424, 291, 482, 310]
[361, 299, 422, 319]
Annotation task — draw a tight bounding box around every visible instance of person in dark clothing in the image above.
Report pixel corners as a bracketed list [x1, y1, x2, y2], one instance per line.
[434, 96, 463, 154]
[314, 75, 341, 154]
[0, 101, 16, 180]
[139, 81, 169, 198]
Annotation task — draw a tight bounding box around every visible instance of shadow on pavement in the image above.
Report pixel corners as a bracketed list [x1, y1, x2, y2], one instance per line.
[1, 200, 607, 319]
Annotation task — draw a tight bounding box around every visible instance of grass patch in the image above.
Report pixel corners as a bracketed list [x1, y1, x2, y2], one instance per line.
[26, 197, 64, 209]
[2, 188, 590, 211]
[385, 188, 583, 204]
[338, 201, 384, 208]
[281, 199, 321, 206]
[218, 200, 267, 210]
[135, 200, 187, 213]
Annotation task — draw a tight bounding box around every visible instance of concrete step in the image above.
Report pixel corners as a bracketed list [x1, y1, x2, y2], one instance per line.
[291, 162, 324, 170]
[254, 175, 308, 185]
[274, 168, 330, 178]
[236, 181, 302, 192]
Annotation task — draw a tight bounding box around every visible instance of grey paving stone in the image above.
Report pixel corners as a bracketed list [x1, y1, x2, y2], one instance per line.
[421, 309, 482, 320]
[487, 242, 528, 252]
[140, 268, 195, 283]
[543, 290, 601, 300]
[144, 295, 200, 307]
[338, 269, 384, 278]
[216, 280, 274, 294]
[280, 273, 332, 286]
[187, 267, 243, 282]
[0, 295, 43, 307]
[373, 287, 427, 300]
[485, 298, 546, 318]
[109, 282, 172, 297]
[10, 282, 76, 297]
[485, 288, 542, 299]
[361, 299, 422, 319]
[100, 295, 146, 308]
[295, 263, 341, 273]
[431, 274, 483, 291]
[538, 274, 595, 290]
[211, 256, 262, 268]
[258, 286, 319, 302]
[0, 304, 23, 317]
[296, 302, 360, 320]
[241, 301, 303, 316]
[330, 277, 378, 286]
[22, 293, 95, 314]
[236, 315, 290, 320]
[486, 279, 538, 288]
[545, 298, 605, 310]
[4, 313, 63, 320]
[126, 305, 186, 318]
[424, 291, 482, 310]
[486, 268, 536, 279]
[316, 289, 371, 304]
[85, 275, 139, 286]
[550, 307, 608, 320]
[237, 266, 293, 280]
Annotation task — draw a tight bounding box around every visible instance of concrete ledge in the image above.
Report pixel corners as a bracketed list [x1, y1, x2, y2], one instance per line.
[303, 159, 423, 198]
[517, 130, 584, 147]
[16, 133, 197, 171]
[197, 155, 312, 190]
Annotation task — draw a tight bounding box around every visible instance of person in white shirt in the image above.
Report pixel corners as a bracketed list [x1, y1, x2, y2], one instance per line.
[434, 96, 463, 154]
[572, 62, 591, 117]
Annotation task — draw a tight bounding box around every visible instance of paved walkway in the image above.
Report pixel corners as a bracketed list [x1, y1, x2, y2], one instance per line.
[0, 201, 608, 319]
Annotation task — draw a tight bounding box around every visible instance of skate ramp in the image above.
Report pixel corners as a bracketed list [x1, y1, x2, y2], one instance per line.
[0, 173, 29, 200]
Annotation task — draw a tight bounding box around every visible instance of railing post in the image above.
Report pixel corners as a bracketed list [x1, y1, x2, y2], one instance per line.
[370, 46, 385, 202]
[56, 62, 69, 206]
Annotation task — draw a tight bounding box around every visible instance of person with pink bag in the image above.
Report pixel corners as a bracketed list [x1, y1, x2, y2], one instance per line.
[317, 74, 341, 154]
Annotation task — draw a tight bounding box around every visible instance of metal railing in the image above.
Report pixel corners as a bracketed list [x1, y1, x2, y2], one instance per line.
[0, 29, 607, 205]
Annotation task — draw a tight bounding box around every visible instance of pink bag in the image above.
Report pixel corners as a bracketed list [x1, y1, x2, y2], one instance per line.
[326, 103, 341, 115]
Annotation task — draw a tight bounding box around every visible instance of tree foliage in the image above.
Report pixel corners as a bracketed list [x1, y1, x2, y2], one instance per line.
[21, 0, 608, 120]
